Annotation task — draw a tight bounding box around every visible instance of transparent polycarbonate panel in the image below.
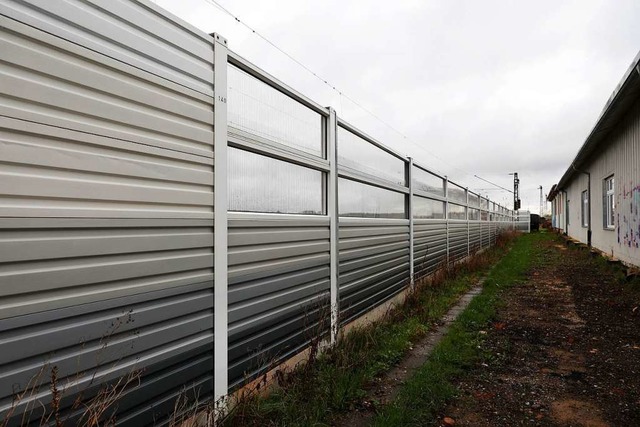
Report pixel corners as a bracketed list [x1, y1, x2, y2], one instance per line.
[228, 65, 322, 156]
[468, 192, 480, 207]
[448, 182, 467, 204]
[228, 147, 323, 214]
[448, 203, 466, 220]
[481, 198, 490, 209]
[338, 127, 405, 186]
[468, 208, 480, 220]
[339, 178, 406, 218]
[481, 210, 489, 221]
[412, 166, 444, 196]
[413, 196, 445, 219]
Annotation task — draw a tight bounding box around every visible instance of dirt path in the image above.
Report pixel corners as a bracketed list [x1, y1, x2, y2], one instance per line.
[332, 284, 484, 427]
[441, 235, 640, 426]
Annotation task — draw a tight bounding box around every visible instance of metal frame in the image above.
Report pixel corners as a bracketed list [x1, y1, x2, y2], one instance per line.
[408, 157, 415, 285]
[444, 176, 450, 263]
[212, 33, 228, 402]
[327, 108, 339, 343]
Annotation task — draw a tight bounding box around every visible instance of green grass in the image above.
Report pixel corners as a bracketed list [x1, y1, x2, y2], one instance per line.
[224, 233, 518, 427]
[372, 231, 551, 427]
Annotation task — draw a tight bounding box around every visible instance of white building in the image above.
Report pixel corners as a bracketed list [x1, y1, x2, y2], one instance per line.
[548, 51, 640, 267]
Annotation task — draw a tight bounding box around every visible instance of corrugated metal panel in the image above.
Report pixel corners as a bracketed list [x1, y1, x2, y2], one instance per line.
[339, 218, 410, 323]
[227, 214, 330, 387]
[0, 0, 214, 96]
[0, 219, 213, 318]
[448, 221, 467, 262]
[0, 14, 213, 158]
[469, 222, 481, 253]
[0, 284, 213, 427]
[0, 2, 215, 424]
[414, 220, 447, 278]
[0, 117, 213, 219]
[482, 222, 492, 246]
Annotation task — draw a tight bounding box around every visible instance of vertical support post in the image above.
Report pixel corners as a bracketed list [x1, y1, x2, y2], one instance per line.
[444, 176, 449, 265]
[466, 188, 470, 258]
[327, 108, 339, 344]
[479, 198, 483, 250]
[212, 33, 228, 403]
[408, 158, 414, 286]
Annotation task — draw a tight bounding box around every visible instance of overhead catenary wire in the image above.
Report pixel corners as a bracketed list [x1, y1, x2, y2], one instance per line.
[200, 0, 512, 195]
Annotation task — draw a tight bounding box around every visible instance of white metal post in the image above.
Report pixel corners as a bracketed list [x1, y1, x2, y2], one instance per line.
[444, 176, 449, 265]
[480, 198, 484, 250]
[327, 108, 339, 344]
[408, 157, 414, 286]
[466, 188, 470, 258]
[213, 33, 228, 403]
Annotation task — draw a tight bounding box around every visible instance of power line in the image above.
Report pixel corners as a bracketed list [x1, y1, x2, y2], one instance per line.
[473, 175, 514, 194]
[200, 0, 509, 193]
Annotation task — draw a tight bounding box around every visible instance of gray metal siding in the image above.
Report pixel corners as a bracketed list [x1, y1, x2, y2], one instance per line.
[469, 221, 481, 252]
[0, 0, 214, 96]
[339, 219, 410, 323]
[413, 219, 447, 278]
[0, 284, 213, 427]
[481, 222, 491, 245]
[1, 1, 215, 424]
[448, 220, 468, 261]
[227, 214, 330, 387]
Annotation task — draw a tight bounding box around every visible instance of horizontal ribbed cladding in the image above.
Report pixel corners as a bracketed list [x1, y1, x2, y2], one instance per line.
[448, 221, 468, 262]
[469, 222, 481, 253]
[339, 218, 410, 324]
[0, 284, 213, 427]
[227, 214, 330, 388]
[490, 223, 498, 245]
[482, 222, 492, 247]
[0, 0, 214, 97]
[0, 219, 213, 318]
[0, 117, 213, 219]
[413, 220, 447, 279]
[0, 15, 213, 159]
[0, 1, 215, 423]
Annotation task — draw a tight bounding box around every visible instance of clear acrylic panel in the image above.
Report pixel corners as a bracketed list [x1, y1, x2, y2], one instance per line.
[448, 182, 467, 204]
[228, 65, 322, 156]
[412, 166, 444, 196]
[468, 207, 480, 220]
[228, 147, 323, 214]
[338, 127, 406, 186]
[448, 203, 467, 220]
[413, 196, 445, 219]
[468, 192, 480, 207]
[339, 178, 406, 218]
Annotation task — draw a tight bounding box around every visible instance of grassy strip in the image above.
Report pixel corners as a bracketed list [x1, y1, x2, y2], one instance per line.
[371, 231, 551, 426]
[224, 233, 518, 427]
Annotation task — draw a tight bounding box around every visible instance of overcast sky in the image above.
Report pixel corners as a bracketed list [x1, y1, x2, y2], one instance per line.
[154, 0, 640, 213]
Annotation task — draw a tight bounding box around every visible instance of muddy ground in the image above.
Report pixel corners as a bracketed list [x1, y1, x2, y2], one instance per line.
[441, 234, 640, 426]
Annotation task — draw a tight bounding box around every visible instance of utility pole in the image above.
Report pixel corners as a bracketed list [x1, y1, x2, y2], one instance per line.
[539, 185, 543, 216]
[509, 173, 520, 211]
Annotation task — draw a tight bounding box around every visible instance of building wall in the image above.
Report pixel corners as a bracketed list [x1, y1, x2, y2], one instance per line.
[557, 97, 640, 266]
